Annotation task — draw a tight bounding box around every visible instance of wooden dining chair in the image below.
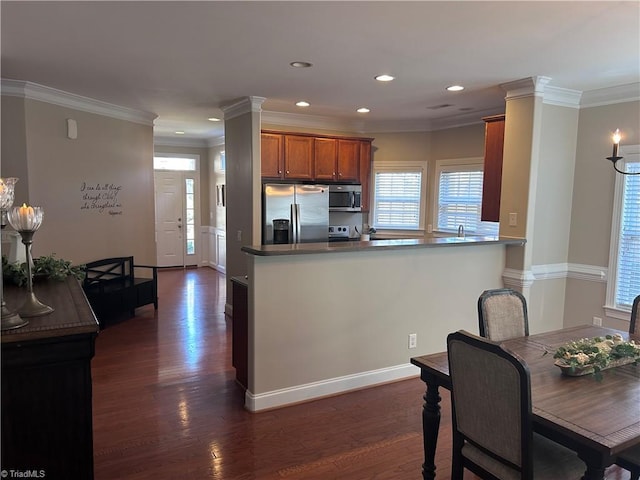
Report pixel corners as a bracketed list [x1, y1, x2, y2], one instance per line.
[616, 294, 640, 480]
[477, 288, 529, 341]
[447, 330, 586, 480]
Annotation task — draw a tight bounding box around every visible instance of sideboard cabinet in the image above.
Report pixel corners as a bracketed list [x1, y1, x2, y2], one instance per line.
[1, 278, 99, 479]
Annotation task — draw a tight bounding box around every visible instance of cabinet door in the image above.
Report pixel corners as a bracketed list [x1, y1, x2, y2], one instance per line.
[481, 115, 505, 222]
[359, 140, 372, 212]
[261, 133, 284, 178]
[284, 135, 314, 180]
[337, 139, 360, 182]
[314, 137, 337, 181]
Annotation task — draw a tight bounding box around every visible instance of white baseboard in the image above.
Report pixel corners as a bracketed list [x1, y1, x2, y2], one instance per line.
[244, 363, 419, 412]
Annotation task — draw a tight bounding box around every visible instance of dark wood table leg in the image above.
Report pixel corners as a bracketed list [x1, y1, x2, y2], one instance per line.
[420, 370, 442, 480]
[577, 449, 608, 480]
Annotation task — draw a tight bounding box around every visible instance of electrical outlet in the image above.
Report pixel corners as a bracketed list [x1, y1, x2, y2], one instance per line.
[509, 212, 518, 227]
[592, 316, 602, 326]
[427, 224, 433, 233]
[408, 333, 417, 349]
[237, 230, 242, 241]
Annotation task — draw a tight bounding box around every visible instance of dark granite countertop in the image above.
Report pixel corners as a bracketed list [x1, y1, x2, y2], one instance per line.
[241, 236, 525, 257]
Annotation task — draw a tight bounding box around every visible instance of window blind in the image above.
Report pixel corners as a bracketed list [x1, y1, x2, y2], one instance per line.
[615, 161, 640, 308]
[437, 170, 499, 235]
[373, 171, 422, 229]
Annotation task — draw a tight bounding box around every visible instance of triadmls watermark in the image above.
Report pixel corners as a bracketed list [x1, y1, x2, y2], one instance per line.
[0, 470, 46, 478]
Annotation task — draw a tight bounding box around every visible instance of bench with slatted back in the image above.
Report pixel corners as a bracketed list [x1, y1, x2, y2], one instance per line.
[82, 256, 158, 327]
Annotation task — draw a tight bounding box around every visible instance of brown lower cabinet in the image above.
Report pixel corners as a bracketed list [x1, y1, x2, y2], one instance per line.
[231, 276, 248, 390]
[1, 278, 99, 479]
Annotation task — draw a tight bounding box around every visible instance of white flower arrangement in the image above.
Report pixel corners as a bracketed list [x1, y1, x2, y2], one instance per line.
[552, 334, 640, 377]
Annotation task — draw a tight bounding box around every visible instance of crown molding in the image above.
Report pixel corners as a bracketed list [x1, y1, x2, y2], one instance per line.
[262, 110, 366, 133]
[221, 96, 265, 120]
[429, 106, 506, 132]
[1, 78, 156, 125]
[501, 76, 552, 101]
[206, 136, 225, 148]
[543, 85, 582, 108]
[153, 136, 209, 148]
[580, 82, 640, 108]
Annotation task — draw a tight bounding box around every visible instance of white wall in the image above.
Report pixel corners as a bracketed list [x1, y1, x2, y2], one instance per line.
[247, 243, 508, 410]
[1, 89, 156, 265]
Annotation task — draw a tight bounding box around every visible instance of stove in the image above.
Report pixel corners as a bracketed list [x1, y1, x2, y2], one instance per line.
[328, 225, 351, 242]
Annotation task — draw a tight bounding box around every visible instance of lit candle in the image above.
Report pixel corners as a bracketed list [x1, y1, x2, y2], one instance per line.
[612, 129, 621, 157]
[19, 203, 35, 228]
[8, 203, 43, 232]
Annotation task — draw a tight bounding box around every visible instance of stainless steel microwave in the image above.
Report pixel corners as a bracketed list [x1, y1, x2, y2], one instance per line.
[329, 184, 362, 212]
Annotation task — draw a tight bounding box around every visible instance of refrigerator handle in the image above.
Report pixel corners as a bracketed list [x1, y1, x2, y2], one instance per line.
[290, 203, 297, 243]
[294, 203, 301, 243]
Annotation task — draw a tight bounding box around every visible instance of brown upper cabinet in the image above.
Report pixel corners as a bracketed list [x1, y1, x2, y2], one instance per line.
[283, 135, 314, 180]
[261, 131, 373, 189]
[481, 114, 505, 222]
[336, 139, 360, 182]
[261, 132, 284, 178]
[314, 137, 338, 181]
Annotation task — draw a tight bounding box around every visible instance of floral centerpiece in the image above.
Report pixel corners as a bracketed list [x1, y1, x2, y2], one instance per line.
[552, 334, 640, 377]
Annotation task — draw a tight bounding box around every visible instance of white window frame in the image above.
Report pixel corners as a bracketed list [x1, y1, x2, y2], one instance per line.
[370, 160, 427, 235]
[605, 144, 640, 321]
[433, 157, 499, 236]
[153, 152, 198, 171]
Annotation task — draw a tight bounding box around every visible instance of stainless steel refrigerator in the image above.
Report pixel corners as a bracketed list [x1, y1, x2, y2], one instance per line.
[263, 183, 329, 244]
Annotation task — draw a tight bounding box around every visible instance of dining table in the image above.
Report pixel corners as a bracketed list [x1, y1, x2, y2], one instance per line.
[410, 325, 640, 480]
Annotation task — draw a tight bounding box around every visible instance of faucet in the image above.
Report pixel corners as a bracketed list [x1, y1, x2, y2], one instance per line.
[457, 225, 465, 238]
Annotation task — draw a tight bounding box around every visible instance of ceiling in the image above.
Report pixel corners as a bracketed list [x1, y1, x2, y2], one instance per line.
[2, 1, 639, 142]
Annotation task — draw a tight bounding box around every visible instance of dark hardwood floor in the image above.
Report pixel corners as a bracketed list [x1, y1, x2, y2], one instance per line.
[92, 267, 629, 480]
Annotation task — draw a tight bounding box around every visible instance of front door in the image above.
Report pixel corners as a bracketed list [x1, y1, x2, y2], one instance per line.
[155, 170, 199, 267]
[155, 171, 184, 267]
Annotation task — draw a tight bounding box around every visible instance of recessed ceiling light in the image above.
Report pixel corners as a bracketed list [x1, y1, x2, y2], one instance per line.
[175, 131, 185, 135]
[296, 101, 310, 107]
[356, 107, 370, 113]
[375, 74, 395, 82]
[290, 61, 313, 68]
[208, 117, 221, 122]
[446, 85, 464, 92]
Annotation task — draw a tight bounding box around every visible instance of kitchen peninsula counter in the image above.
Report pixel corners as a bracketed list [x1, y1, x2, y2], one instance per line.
[239, 234, 529, 413]
[242, 235, 525, 256]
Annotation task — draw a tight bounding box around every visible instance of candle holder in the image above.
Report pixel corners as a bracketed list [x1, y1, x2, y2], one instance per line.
[7, 205, 54, 317]
[0, 177, 28, 330]
[606, 129, 640, 175]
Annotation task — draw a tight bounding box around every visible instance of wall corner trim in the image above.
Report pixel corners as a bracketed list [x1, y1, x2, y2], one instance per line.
[503, 263, 607, 288]
[502, 268, 535, 289]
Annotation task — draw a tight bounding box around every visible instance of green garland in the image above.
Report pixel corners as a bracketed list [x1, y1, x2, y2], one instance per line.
[2, 254, 85, 287]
